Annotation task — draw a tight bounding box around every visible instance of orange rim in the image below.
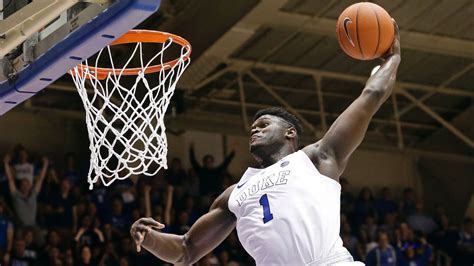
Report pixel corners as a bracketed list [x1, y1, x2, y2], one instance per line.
[72, 30, 192, 80]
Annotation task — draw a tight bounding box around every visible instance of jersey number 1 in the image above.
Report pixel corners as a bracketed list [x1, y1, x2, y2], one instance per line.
[259, 194, 274, 223]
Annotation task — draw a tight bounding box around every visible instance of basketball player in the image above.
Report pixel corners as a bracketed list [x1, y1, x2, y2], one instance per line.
[130, 22, 401, 265]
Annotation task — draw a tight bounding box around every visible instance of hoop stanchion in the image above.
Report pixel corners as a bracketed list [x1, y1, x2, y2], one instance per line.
[70, 30, 191, 189]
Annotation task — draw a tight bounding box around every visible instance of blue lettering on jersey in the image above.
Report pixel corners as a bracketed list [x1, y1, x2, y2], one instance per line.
[235, 170, 290, 206]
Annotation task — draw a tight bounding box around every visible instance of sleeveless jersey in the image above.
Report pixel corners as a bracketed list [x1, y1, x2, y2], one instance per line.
[228, 150, 354, 265]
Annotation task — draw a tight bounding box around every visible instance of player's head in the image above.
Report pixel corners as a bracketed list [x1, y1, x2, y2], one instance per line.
[250, 107, 303, 155]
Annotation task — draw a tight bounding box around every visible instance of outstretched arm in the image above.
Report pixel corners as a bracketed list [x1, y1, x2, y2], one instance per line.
[33, 157, 49, 194]
[303, 21, 401, 180]
[131, 185, 236, 265]
[3, 154, 17, 194]
[189, 143, 201, 171]
[216, 149, 235, 173]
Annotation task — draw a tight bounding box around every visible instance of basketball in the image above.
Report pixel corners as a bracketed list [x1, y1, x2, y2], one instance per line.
[336, 2, 395, 60]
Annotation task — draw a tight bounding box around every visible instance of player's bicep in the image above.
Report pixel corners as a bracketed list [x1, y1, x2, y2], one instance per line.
[323, 90, 378, 159]
[305, 91, 380, 177]
[183, 185, 236, 263]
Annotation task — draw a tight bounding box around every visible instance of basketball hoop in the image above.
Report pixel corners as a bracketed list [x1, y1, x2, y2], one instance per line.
[69, 30, 191, 189]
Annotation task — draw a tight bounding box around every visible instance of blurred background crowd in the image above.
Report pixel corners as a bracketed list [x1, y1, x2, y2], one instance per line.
[0, 143, 472, 266]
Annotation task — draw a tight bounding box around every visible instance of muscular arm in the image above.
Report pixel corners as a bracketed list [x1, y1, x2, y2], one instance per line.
[303, 22, 401, 180]
[137, 185, 236, 264]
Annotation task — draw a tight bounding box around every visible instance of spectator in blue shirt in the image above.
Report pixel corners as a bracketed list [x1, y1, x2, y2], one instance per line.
[366, 231, 397, 266]
[396, 238, 432, 266]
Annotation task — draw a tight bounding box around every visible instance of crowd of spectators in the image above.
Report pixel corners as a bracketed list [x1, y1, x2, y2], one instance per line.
[0, 143, 472, 266]
[339, 178, 473, 266]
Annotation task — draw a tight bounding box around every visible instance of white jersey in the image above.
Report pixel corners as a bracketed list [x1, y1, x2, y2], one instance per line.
[228, 150, 355, 265]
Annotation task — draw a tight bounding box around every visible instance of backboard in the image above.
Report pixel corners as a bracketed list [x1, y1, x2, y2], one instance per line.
[0, 0, 161, 115]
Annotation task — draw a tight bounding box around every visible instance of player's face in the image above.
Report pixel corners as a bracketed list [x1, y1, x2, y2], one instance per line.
[249, 115, 288, 153]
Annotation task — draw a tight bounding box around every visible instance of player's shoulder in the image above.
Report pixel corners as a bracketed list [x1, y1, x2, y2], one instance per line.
[301, 142, 341, 181]
[301, 140, 334, 163]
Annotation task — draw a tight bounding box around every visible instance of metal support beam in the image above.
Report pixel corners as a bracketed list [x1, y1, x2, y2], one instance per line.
[237, 73, 249, 131]
[398, 90, 474, 148]
[314, 75, 327, 132]
[226, 80, 461, 114]
[247, 70, 319, 137]
[48, 81, 443, 133]
[374, 63, 474, 132]
[185, 96, 437, 131]
[394, 63, 474, 121]
[391, 94, 404, 150]
[230, 59, 474, 97]
[194, 66, 232, 90]
[195, 78, 238, 111]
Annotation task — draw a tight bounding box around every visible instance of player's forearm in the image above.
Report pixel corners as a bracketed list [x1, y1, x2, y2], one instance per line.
[363, 55, 400, 107]
[141, 231, 189, 264]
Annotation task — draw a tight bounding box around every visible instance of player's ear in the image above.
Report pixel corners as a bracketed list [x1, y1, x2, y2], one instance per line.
[285, 127, 297, 140]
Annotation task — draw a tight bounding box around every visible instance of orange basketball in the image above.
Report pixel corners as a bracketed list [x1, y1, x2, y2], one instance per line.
[336, 2, 394, 60]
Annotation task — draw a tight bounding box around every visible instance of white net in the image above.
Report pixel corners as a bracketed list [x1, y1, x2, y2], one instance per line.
[70, 33, 191, 189]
